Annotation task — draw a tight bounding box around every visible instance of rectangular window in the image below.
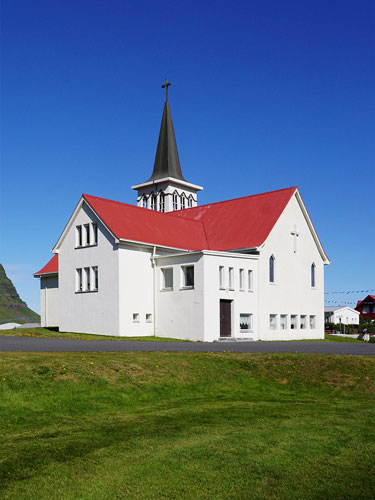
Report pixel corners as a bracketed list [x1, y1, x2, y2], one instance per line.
[84, 224, 90, 246]
[240, 313, 252, 331]
[269, 314, 277, 330]
[151, 195, 156, 211]
[76, 226, 82, 247]
[92, 266, 98, 291]
[291, 315, 298, 329]
[92, 223, 98, 245]
[84, 267, 90, 291]
[239, 269, 244, 290]
[146, 313, 152, 323]
[132, 313, 140, 322]
[248, 270, 253, 291]
[161, 268, 173, 289]
[182, 265, 194, 288]
[173, 193, 178, 211]
[76, 268, 83, 292]
[181, 196, 186, 209]
[309, 315, 316, 329]
[300, 315, 307, 329]
[280, 314, 287, 329]
[229, 267, 234, 289]
[159, 194, 165, 212]
[219, 266, 225, 288]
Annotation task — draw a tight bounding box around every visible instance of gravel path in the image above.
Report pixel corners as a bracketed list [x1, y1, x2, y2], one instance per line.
[1, 335, 375, 355]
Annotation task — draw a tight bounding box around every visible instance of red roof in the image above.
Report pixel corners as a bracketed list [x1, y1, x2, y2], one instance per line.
[34, 254, 58, 276]
[170, 187, 297, 251]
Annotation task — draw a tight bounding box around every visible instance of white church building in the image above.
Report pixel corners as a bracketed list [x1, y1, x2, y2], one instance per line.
[34, 84, 330, 341]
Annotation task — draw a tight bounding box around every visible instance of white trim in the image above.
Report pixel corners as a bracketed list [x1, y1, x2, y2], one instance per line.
[131, 177, 203, 191]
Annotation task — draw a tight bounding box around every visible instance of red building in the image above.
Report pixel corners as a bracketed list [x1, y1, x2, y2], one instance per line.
[355, 295, 375, 321]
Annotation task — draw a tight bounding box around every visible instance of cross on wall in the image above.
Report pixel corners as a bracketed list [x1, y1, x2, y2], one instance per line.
[291, 225, 299, 253]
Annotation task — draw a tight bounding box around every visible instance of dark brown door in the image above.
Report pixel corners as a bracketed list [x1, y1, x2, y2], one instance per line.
[220, 300, 232, 337]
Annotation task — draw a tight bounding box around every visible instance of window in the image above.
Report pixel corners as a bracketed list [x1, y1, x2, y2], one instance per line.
[248, 270, 253, 291]
[219, 266, 225, 289]
[269, 255, 275, 283]
[229, 267, 234, 290]
[300, 315, 307, 329]
[182, 265, 194, 288]
[84, 267, 90, 291]
[180, 194, 186, 209]
[240, 313, 252, 331]
[173, 193, 178, 211]
[161, 268, 173, 290]
[146, 313, 152, 322]
[269, 314, 277, 330]
[239, 269, 244, 290]
[159, 193, 165, 212]
[151, 194, 156, 211]
[291, 315, 298, 329]
[92, 266, 98, 291]
[92, 223, 98, 245]
[132, 313, 140, 322]
[76, 268, 83, 292]
[142, 196, 147, 208]
[188, 196, 193, 208]
[311, 263, 316, 287]
[280, 314, 287, 329]
[84, 224, 90, 246]
[76, 226, 82, 247]
[309, 315, 316, 329]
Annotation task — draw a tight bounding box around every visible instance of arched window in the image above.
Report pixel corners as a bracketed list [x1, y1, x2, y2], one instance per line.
[269, 255, 275, 283]
[159, 193, 165, 212]
[142, 196, 147, 208]
[172, 192, 178, 211]
[180, 194, 186, 209]
[151, 194, 156, 211]
[311, 263, 316, 287]
[188, 195, 193, 208]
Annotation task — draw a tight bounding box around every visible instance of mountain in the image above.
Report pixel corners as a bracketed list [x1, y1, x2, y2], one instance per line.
[0, 264, 40, 323]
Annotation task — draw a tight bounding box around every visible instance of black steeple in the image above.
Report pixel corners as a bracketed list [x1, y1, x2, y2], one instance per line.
[147, 79, 186, 182]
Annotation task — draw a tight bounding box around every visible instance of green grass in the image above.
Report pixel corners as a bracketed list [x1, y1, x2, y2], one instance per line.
[0, 327, 186, 342]
[0, 352, 374, 499]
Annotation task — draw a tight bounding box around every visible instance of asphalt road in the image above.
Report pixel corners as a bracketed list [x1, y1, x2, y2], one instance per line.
[1, 335, 375, 355]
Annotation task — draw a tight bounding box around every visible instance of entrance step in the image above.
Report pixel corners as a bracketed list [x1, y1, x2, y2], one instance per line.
[217, 337, 256, 342]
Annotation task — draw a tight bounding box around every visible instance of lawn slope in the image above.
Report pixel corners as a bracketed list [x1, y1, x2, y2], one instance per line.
[0, 352, 374, 499]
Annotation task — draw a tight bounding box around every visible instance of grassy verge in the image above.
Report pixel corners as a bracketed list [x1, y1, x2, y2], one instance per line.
[0, 352, 374, 499]
[0, 327, 186, 342]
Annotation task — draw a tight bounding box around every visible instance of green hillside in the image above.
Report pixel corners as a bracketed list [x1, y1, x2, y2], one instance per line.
[0, 264, 40, 323]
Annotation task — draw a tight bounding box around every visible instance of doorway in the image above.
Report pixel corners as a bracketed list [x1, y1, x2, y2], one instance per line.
[220, 299, 232, 337]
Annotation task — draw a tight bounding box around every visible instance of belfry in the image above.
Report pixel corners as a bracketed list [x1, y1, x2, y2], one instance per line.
[131, 79, 203, 212]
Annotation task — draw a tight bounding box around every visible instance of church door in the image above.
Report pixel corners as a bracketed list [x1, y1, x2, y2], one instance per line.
[220, 300, 232, 337]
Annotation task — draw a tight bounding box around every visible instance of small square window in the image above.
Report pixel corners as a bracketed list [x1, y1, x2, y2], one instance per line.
[269, 314, 277, 330]
[309, 315, 316, 329]
[240, 313, 252, 331]
[132, 313, 140, 322]
[280, 314, 287, 329]
[291, 315, 298, 329]
[146, 313, 152, 323]
[300, 315, 307, 329]
[182, 265, 194, 288]
[161, 268, 173, 289]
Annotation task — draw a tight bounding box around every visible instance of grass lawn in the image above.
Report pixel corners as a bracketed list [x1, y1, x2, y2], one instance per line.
[0, 327, 185, 342]
[0, 352, 374, 499]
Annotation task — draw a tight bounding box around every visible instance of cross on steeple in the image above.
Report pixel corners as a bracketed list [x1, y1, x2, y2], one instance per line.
[291, 225, 299, 253]
[162, 78, 171, 101]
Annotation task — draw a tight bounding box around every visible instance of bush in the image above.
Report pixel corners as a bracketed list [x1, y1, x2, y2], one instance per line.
[324, 322, 375, 334]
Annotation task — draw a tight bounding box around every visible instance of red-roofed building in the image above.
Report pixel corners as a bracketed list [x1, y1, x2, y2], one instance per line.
[355, 295, 375, 321]
[34, 87, 330, 340]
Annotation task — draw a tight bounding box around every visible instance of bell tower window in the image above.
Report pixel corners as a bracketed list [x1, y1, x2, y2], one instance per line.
[173, 193, 178, 211]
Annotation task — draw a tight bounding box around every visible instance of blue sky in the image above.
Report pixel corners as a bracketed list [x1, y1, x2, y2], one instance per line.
[1, 0, 374, 315]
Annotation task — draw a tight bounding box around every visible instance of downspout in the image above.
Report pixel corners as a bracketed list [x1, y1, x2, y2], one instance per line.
[151, 246, 157, 337]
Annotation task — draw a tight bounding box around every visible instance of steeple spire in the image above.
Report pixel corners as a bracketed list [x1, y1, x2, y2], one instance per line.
[147, 80, 186, 182]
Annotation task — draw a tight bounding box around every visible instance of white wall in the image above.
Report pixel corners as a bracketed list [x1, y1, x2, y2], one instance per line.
[258, 193, 326, 340]
[202, 253, 259, 341]
[155, 253, 204, 340]
[58, 203, 120, 335]
[118, 244, 155, 336]
[40, 275, 59, 327]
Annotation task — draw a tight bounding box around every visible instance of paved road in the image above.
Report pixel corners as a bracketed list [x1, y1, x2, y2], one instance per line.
[1, 335, 375, 355]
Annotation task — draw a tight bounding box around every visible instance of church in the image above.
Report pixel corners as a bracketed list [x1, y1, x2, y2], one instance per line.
[34, 82, 330, 341]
